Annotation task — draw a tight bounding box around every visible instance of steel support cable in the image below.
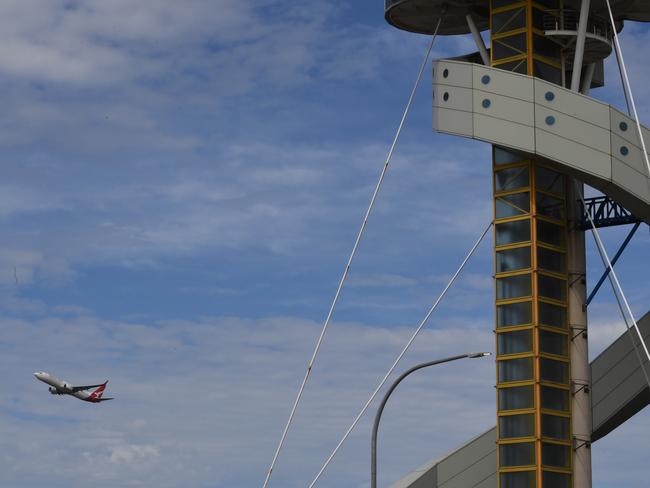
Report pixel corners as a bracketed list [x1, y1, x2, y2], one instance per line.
[576, 182, 650, 389]
[604, 0, 650, 177]
[262, 19, 442, 488]
[603, 256, 650, 389]
[586, 221, 640, 305]
[307, 221, 493, 488]
[612, 41, 631, 115]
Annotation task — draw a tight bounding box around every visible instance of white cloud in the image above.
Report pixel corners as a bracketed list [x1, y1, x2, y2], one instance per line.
[3, 309, 646, 487]
[0, 311, 497, 487]
[0, 1, 496, 283]
[0, 3, 647, 488]
[110, 444, 160, 464]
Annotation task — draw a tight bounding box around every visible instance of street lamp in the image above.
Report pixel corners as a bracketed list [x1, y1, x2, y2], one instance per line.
[371, 352, 491, 488]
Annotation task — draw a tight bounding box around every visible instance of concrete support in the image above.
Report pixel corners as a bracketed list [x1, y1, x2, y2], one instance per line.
[580, 63, 596, 95]
[571, 0, 592, 91]
[466, 14, 490, 65]
[567, 181, 592, 488]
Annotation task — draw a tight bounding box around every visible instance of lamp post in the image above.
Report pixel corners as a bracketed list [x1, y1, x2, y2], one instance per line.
[371, 352, 491, 488]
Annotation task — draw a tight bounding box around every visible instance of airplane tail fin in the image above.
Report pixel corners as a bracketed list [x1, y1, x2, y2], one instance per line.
[89, 381, 109, 401]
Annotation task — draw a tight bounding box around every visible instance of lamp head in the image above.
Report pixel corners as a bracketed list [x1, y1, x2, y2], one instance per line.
[468, 352, 491, 358]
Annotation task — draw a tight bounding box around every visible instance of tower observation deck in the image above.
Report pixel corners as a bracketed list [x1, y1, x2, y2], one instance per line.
[386, 0, 650, 35]
[384, 1, 650, 488]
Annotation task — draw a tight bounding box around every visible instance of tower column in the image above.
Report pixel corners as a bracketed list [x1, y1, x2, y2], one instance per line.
[568, 182, 592, 488]
[571, 0, 592, 91]
[491, 2, 577, 487]
[494, 152, 572, 488]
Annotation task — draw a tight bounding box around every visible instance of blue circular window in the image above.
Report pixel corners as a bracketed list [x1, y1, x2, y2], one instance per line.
[545, 91, 555, 101]
[482, 99, 491, 108]
[620, 146, 629, 156]
[443, 92, 449, 102]
[443, 69, 449, 78]
[546, 116, 556, 126]
[619, 121, 628, 132]
[481, 75, 490, 85]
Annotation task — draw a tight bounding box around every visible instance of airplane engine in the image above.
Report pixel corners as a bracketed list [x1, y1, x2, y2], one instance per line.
[48, 387, 60, 395]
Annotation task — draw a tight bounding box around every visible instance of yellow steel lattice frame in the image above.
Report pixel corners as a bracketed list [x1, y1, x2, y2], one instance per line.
[490, 0, 563, 76]
[493, 151, 571, 488]
[490, 1, 569, 485]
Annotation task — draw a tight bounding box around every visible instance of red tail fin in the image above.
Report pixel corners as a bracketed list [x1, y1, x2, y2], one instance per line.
[89, 381, 108, 401]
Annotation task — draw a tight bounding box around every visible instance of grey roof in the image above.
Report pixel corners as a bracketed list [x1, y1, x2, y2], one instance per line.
[385, 0, 489, 36]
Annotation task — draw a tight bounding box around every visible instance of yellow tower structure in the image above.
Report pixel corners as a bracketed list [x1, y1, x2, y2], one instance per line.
[385, 1, 650, 487]
[494, 153, 572, 487]
[490, 2, 573, 487]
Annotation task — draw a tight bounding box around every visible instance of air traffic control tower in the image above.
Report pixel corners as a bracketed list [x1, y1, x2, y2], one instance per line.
[384, 1, 650, 488]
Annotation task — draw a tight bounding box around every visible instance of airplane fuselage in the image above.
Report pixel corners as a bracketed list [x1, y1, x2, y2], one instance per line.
[34, 371, 111, 403]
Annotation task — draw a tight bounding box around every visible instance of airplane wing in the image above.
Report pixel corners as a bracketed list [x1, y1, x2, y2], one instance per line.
[70, 382, 107, 392]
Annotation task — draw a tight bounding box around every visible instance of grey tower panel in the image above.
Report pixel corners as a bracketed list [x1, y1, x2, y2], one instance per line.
[390, 312, 650, 488]
[432, 60, 650, 223]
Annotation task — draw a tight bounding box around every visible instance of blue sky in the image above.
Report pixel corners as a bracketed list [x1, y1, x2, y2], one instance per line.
[0, 1, 648, 487]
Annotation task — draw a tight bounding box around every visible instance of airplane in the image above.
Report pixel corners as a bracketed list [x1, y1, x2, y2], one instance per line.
[34, 371, 114, 403]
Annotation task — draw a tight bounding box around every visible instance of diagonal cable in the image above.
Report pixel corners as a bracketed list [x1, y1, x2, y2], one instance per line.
[577, 182, 650, 389]
[262, 19, 443, 488]
[307, 221, 492, 488]
[604, 0, 650, 177]
[603, 258, 650, 388]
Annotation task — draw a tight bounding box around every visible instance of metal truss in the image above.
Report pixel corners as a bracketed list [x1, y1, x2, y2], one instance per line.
[579, 196, 640, 229]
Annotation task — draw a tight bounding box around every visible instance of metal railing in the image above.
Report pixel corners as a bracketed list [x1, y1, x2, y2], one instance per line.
[543, 9, 613, 41]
